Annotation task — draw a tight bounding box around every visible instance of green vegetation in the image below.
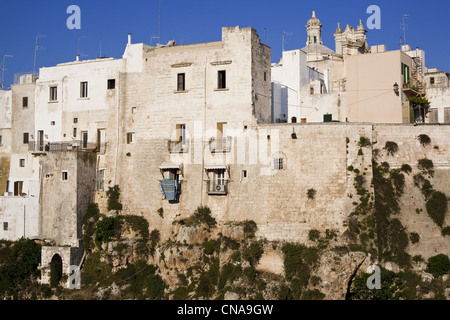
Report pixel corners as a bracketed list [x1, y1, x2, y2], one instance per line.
[441, 227, 450, 237]
[418, 158, 434, 177]
[400, 164, 412, 174]
[0, 238, 41, 299]
[384, 141, 399, 156]
[358, 136, 372, 148]
[426, 254, 450, 278]
[242, 242, 263, 266]
[106, 185, 123, 212]
[308, 229, 320, 242]
[426, 191, 448, 228]
[417, 133, 431, 147]
[409, 232, 420, 244]
[181, 206, 217, 228]
[307, 188, 316, 200]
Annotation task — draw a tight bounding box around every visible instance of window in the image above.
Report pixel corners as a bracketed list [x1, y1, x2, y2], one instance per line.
[291, 117, 297, 123]
[23, 97, 28, 108]
[80, 81, 88, 98]
[242, 170, 247, 178]
[73, 128, 77, 138]
[62, 171, 68, 181]
[132, 107, 137, 114]
[19, 159, 25, 168]
[217, 122, 227, 139]
[127, 132, 135, 144]
[51, 121, 55, 126]
[81, 131, 88, 149]
[176, 124, 186, 143]
[314, 36, 317, 44]
[23, 133, 29, 144]
[264, 72, 267, 81]
[430, 77, 435, 85]
[0, 135, 2, 146]
[14, 181, 23, 196]
[218, 70, 226, 89]
[74, 118, 78, 124]
[96, 169, 105, 191]
[107, 79, 116, 89]
[49, 86, 57, 101]
[401, 63, 410, 84]
[177, 73, 185, 91]
[310, 87, 314, 95]
[3, 222, 7, 231]
[274, 158, 284, 170]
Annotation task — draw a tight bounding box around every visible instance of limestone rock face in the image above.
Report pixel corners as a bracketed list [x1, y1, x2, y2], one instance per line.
[315, 251, 367, 300]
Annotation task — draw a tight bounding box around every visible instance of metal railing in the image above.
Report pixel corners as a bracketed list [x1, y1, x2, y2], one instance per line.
[209, 136, 232, 153]
[206, 180, 229, 195]
[28, 140, 107, 154]
[168, 139, 190, 153]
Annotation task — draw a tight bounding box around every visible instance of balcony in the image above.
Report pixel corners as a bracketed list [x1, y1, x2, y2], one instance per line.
[206, 180, 229, 195]
[168, 139, 190, 154]
[209, 136, 232, 153]
[28, 140, 107, 154]
[159, 179, 182, 202]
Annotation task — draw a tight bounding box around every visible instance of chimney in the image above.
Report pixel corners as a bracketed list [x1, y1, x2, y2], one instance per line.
[128, 33, 132, 45]
[76, 54, 80, 61]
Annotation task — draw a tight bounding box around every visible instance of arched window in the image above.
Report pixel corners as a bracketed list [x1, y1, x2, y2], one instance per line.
[291, 117, 297, 123]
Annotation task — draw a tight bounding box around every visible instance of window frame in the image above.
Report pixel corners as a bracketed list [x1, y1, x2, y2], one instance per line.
[218, 70, 226, 89]
[19, 159, 26, 168]
[80, 81, 88, 98]
[127, 132, 135, 144]
[274, 158, 284, 170]
[107, 79, 116, 90]
[49, 86, 58, 101]
[22, 97, 28, 108]
[62, 171, 69, 181]
[177, 73, 186, 92]
[23, 132, 29, 144]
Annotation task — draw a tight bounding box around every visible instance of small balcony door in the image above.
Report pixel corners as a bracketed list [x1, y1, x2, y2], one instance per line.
[81, 131, 88, 149]
[38, 130, 44, 151]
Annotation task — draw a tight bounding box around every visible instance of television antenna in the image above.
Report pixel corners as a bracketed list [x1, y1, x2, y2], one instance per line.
[33, 34, 46, 76]
[1, 54, 14, 89]
[282, 31, 293, 52]
[400, 14, 411, 46]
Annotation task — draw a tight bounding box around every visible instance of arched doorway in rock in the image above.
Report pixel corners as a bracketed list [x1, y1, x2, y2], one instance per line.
[50, 254, 63, 287]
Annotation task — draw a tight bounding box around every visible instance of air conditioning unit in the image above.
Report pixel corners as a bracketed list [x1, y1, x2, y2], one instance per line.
[215, 184, 226, 192]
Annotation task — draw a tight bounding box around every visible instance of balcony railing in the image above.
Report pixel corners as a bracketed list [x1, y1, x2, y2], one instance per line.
[206, 180, 229, 195]
[28, 140, 107, 154]
[168, 139, 190, 154]
[209, 136, 232, 153]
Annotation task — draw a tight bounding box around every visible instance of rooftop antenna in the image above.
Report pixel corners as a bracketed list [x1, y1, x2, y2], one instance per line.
[1, 54, 14, 89]
[33, 34, 46, 76]
[282, 31, 293, 52]
[401, 14, 411, 46]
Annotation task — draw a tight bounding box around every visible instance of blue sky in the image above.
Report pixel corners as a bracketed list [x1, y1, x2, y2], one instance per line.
[0, 0, 449, 89]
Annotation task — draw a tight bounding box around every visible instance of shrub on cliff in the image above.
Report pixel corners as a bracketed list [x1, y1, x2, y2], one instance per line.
[426, 191, 448, 228]
[184, 206, 217, 228]
[426, 254, 450, 278]
[106, 185, 123, 212]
